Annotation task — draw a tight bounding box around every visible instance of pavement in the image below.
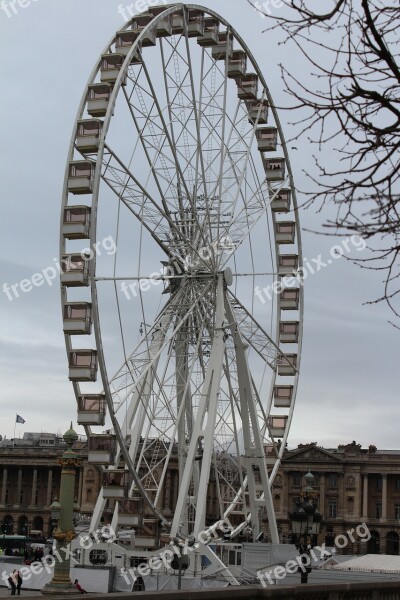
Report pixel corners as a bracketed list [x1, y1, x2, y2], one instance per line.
[0, 589, 42, 597]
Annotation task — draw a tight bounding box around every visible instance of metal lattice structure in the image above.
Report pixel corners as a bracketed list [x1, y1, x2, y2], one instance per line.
[60, 3, 304, 554]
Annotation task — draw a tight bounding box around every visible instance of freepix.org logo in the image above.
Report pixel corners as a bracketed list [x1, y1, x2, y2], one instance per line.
[257, 522, 371, 586]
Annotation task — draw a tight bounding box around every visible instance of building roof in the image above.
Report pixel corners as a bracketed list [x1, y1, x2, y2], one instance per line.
[331, 554, 400, 573]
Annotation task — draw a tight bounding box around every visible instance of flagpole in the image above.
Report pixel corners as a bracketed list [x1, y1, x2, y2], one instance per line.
[13, 414, 16, 448]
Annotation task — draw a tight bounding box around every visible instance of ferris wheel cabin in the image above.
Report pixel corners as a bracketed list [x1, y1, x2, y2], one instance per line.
[280, 288, 300, 310]
[63, 302, 92, 335]
[273, 385, 294, 408]
[275, 222, 296, 245]
[67, 161, 95, 195]
[278, 254, 299, 275]
[279, 321, 300, 343]
[264, 157, 286, 182]
[212, 31, 234, 60]
[271, 189, 291, 212]
[76, 119, 103, 153]
[116, 30, 142, 61]
[86, 83, 112, 118]
[247, 99, 268, 124]
[277, 353, 298, 376]
[102, 471, 130, 499]
[100, 54, 126, 84]
[77, 395, 106, 426]
[226, 49, 247, 78]
[197, 17, 219, 46]
[68, 349, 98, 382]
[61, 254, 90, 287]
[147, 6, 173, 37]
[256, 126, 278, 152]
[131, 13, 157, 46]
[268, 416, 288, 438]
[63, 206, 91, 240]
[88, 434, 116, 465]
[237, 73, 258, 100]
[118, 501, 143, 526]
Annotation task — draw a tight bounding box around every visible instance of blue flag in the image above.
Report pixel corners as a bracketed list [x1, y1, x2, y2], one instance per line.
[16, 415, 25, 424]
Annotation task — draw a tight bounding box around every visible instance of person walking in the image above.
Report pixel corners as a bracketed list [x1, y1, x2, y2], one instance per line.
[16, 571, 22, 596]
[74, 579, 88, 594]
[7, 570, 22, 596]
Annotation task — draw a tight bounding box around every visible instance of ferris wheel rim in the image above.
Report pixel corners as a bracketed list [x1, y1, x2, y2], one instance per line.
[60, 2, 304, 539]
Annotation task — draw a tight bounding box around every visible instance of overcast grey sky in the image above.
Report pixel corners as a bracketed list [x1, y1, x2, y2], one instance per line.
[0, 0, 398, 448]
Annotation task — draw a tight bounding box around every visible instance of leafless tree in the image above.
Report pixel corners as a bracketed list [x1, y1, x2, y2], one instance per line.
[247, 0, 400, 325]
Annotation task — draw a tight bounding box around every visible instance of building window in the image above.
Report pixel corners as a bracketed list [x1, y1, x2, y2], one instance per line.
[292, 473, 301, 487]
[376, 503, 382, 519]
[396, 479, 400, 491]
[328, 500, 337, 518]
[328, 474, 337, 488]
[325, 528, 335, 546]
[395, 504, 400, 520]
[377, 477, 382, 491]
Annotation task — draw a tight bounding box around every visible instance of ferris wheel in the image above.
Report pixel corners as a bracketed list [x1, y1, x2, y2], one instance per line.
[60, 3, 303, 550]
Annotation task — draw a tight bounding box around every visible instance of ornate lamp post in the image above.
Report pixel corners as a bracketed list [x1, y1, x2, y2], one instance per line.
[42, 424, 81, 595]
[288, 471, 323, 584]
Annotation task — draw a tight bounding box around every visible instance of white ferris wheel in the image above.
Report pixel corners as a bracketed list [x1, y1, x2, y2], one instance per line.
[60, 2, 303, 557]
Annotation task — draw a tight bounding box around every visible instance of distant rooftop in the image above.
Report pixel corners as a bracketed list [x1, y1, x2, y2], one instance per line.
[0, 431, 86, 449]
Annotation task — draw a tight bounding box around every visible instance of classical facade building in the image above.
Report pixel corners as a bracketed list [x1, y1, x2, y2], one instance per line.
[1, 434, 400, 555]
[0, 432, 101, 539]
[273, 441, 400, 555]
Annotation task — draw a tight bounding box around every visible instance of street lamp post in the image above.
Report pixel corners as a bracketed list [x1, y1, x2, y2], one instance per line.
[41, 424, 81, 596]
[288, 471, 323, 584]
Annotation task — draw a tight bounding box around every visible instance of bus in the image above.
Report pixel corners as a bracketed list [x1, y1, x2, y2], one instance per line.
[0, 535, 27, 557]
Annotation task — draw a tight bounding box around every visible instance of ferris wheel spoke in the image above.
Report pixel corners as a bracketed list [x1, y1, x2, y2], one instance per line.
[158, 36, 210, 252]
[101, 144, 211, 267]
[227, 290, 288, 372]
[224, 293, 279, 543]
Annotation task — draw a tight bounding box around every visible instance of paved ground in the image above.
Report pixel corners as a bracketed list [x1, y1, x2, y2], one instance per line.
[0, 588, 42, 596]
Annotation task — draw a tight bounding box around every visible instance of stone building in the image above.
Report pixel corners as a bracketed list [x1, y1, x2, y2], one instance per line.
[273, 441, 400, 555]
[0, 432, 101, 539]
[1, 434, 400, 555]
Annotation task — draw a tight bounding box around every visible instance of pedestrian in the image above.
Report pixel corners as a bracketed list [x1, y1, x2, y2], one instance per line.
[7, 570, 22, 596]
[74, 579, 88, 594]
[16, 571, 22, 596]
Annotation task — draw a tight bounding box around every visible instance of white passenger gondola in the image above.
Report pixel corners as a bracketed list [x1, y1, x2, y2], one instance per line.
[76, 119, 103, 153]
[277, 354, 297, 376]
[197, 17, 219, 46]
[77, 394, 106, 426]
[61, 254, 90, 287]
[264, 157, 285, 181]
[280, 288, 300, 310]
[273, 385, 294, 408]
[237, 73, 258, 100]
[268, 416, 288, 438]
[212, 31, 234, 61]
[278, 254, 299, 275]
[88, 434, 116, 465]
[62, 206, 91, 240]
[275, 222, 296, 245]
[87, 83, 112, 117]
[68, 349, 98, 382]
[279, 321, 299, 344]
[67, 161, 95, 195]
[256, 126, 278, 152]
[271, 189, 291, 213]
[63, 302, 92, 335]
[100, 54, 125, 84]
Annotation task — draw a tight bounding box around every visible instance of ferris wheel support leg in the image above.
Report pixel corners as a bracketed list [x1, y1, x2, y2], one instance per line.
[171, 276, 226, 538]
[225, 298, 279, 544]
[89, 488, 107, 534]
